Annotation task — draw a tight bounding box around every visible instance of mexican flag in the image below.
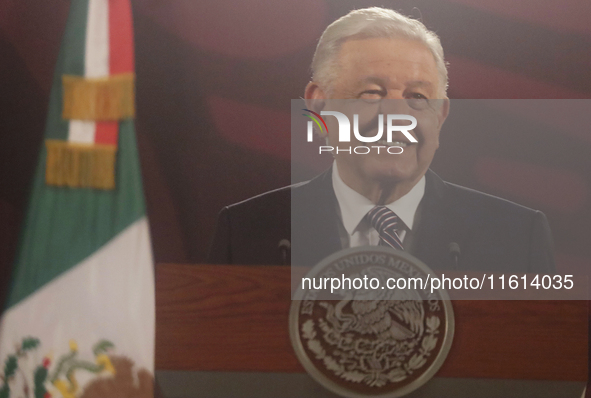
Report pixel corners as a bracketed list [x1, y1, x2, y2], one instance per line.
[0, 0, 154, 397]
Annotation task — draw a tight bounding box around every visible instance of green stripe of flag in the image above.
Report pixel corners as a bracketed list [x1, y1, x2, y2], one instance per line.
[45, 0, 88, 141]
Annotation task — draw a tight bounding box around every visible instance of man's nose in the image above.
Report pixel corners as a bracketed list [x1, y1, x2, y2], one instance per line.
[379, 96, 411, 114]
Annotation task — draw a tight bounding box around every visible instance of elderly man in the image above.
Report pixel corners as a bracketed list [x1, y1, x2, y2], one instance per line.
[208, 7, 555, 273]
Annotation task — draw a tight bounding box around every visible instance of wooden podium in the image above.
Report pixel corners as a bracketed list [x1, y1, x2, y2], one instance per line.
[155, 264, 588, 398]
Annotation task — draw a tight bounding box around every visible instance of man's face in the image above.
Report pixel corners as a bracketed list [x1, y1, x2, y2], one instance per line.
[312, 37, 449, 192]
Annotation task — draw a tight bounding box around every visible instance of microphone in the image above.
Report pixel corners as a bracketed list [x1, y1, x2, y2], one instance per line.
[279, 239, 291, 265]
[448, 242, 461, 269]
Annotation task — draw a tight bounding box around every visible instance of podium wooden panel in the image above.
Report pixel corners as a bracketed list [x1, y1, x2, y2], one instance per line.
[155, 264, 588, 383]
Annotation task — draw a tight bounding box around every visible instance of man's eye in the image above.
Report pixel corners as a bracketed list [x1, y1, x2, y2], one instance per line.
[359, 90, 385, 102]
[407, 92, 428, 100]
[406, 92, 430, 109]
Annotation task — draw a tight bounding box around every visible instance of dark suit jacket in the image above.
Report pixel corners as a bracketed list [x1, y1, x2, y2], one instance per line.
[208, 168, 555, 273]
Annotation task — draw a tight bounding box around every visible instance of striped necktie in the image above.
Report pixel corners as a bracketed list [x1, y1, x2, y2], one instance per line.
[367, 206, 404, 251]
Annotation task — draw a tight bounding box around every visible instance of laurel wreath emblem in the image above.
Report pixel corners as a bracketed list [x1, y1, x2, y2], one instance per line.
[301, 304, 441, 388]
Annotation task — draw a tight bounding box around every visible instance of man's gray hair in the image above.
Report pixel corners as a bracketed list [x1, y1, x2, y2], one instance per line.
[311, 7, 448, 96]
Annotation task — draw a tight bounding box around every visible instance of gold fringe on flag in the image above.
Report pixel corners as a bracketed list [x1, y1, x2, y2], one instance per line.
[45, 140, 117, 189]
[62, 73, 135, 121]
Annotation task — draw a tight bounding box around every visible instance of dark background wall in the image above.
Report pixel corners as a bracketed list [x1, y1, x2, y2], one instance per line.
[1, 0, 590, 295]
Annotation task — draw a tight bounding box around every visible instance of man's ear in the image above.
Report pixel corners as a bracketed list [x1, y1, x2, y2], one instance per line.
[438, 98, 450, 128]
[304, 81, 326, 113]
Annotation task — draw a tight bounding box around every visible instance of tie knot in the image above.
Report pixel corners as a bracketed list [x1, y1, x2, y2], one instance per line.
[367, 206, 400, 233]
[366, 206, 404, 251]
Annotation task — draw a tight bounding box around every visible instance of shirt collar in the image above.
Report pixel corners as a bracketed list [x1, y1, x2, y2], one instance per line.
[331, 162, 426, 235]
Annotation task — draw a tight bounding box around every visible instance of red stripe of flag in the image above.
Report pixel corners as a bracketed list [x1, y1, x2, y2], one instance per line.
[94, 122, 118, 145]
[96, 0, 135, 146]
[109, 0, 134, 74]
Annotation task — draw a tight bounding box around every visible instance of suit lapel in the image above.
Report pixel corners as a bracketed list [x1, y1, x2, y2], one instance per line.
[291, 167, 343, 266]
[413, 170, 462, 270]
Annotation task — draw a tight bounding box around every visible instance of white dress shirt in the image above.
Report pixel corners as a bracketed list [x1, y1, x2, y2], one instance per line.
[332, 162, 425, 248]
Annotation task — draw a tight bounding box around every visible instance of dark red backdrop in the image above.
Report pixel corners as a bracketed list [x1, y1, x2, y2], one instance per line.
[1, 0, 590, 300]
